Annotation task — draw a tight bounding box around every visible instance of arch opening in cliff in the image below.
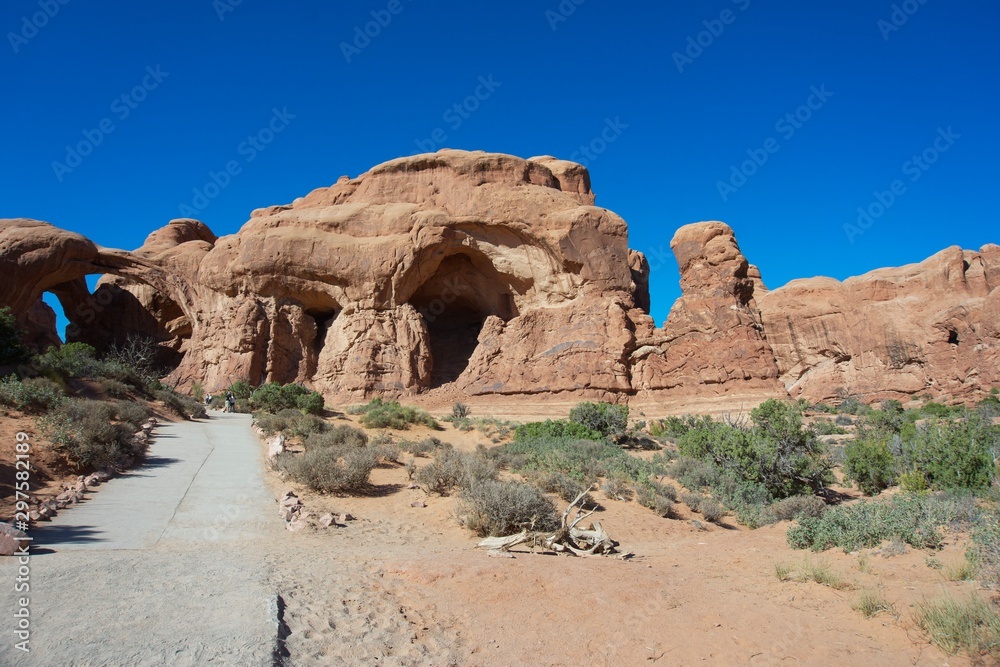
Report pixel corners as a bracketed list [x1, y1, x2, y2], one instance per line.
[408, 252, 519, 389]
[58, 277, 192, 376]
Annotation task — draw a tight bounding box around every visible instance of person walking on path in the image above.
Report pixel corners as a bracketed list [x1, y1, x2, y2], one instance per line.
[226, 391, 236, 413]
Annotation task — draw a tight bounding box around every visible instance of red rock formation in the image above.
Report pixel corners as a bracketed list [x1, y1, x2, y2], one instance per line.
[758, 244, 1000, 402]
[1, 151, 996, 406]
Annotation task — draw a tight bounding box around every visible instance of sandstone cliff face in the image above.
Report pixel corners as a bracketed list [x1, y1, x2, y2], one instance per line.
[1, 150, 996, 405]
[758, 244, 1000, 402]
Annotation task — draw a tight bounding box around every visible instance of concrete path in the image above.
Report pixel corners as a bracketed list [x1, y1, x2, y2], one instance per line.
[0, 413, 283, 666]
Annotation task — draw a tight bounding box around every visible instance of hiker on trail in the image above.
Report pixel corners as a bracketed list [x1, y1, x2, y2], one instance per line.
[226, 392, 236, 413]
[205, 393, 213, 409]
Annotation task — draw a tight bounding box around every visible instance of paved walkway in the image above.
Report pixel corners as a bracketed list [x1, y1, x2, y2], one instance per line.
[0, 413, 283, 666]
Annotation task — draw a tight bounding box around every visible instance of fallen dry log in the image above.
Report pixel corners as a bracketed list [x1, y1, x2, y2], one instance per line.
[476, 489, 618, 556]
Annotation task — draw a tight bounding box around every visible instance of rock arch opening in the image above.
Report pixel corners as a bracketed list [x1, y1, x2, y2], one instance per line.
[408, 253, 519, 389]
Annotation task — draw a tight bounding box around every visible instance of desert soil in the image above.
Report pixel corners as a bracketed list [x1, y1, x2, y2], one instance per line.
[0, 412, 990, 666]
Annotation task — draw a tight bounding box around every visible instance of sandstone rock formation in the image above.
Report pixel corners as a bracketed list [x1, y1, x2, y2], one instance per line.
[1, 149, 997, 406]
[758, 244, 1000, 402]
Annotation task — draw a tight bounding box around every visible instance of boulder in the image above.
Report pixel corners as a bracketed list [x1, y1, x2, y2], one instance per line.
[0, 523, 29, 556]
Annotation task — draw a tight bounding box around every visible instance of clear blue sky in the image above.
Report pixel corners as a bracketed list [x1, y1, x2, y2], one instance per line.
[3, 0, 997, 329]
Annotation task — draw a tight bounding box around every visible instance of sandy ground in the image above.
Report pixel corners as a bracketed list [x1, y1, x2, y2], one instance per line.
[267, 419, 991, 667]
[0, 409, 993, 666]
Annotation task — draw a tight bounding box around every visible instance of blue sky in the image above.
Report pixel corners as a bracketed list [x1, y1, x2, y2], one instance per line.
[2, 0, 997, 329]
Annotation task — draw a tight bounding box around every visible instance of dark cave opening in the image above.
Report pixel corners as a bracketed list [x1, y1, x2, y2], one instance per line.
[408, 253, 518, 389]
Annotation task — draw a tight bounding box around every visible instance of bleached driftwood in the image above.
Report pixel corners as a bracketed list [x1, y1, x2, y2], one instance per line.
[477, 489, 618, 556]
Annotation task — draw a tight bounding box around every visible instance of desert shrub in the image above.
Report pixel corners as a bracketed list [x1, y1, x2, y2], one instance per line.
[534, 472, 593, 504]
[416, 447, 498, 495]
[472, 417, 516, 440]
[668, 457, 721, 490]
[275, 446, 377, 493]
[844, 436, 898, 495]
[0, 375, 64, 412]
[0, 307, 27, 365]
[978, 390, 1000, 420]
[812, 418, 847, 436]
[681, 491, 703, 512]
[854, 589, 896, 619]
[770, 495, 828, 522]
[915, 594, 1000, 658]
[496, 435, 652, 485]
[699, 498, 725, 523]
[459, 479, 559, 537]
[304, 424, 367, 450]
[918, 401, 965, 420]
[677, 399, 832, 499]
[513, 419, 602, 443]
[34, 342, 101, 379]
[250, 382, 322, 415]
[355, 398, 439, 430]
[797, 560, 852, 590]
[98, 378, 131, 399]
[971, 510, 1000, 591]
[811, 402, 837, 414]
[898, 417, 998, 492]
[837, 398, 871, 416]
[39, 399, 145, 470]
[834, 415, 854, 427]
[569, 401, 629, 442]
[451, 402, 471, 420]
[602, 477, 633, 501]
[228, 379, 254, 399]
[398, 436, 442, 458]
[287, 413, 329, 438]
[786, 493, 979, 552]
[114, 401, 151, 430]
[155, 388, 207, 419]
[637, 485, 675, 517]
[296, 391, 325, 416]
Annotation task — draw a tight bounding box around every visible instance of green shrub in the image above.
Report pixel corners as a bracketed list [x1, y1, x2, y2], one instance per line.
[513, 419, 602, 442]
[0, 307, 27, 365]
[496, 435, 653, 485]
[813, 418, 847, 436]
[296, 391, 325, 416]
[451, 402, 471, 420]
[569, 402, 629, 442]
[355, 398, 439, 430]
[699, 498, 725, 523]
[459, 479, 559, 537]
[899, 417, 998, 492]
[650, 415, 706, 439]
[676, 400, 831, 499]
[971, 510, 1000, 591]
[838, 398, 871, 416]
[915, 594, 1000, 658]
[853, 589, 896, 619]
[786, 493, 979, 552]
[398, 436, 441, 458]
[304, 424, 367, 450]
[39, 399, 146, 470]
[834, 415, 854, 427]
[227, 380, 254, 399]
[0, 375, 64, 412]
[844, 436, 898, 495]
[114, 401, 151, 430]
[34, 343, 100, 378]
